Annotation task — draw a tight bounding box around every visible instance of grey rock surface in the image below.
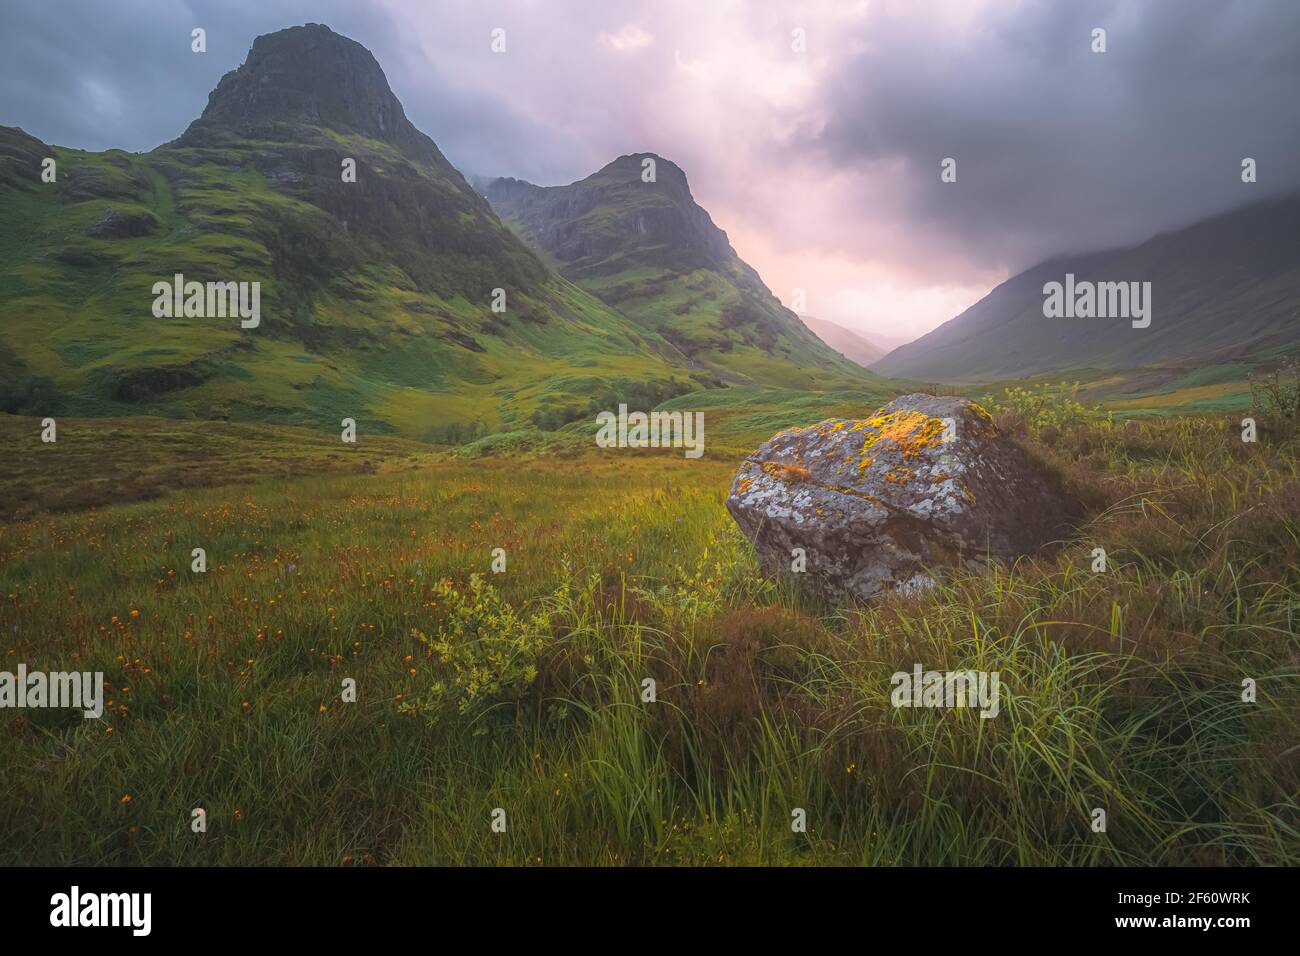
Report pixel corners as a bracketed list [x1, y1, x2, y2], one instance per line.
[726, 393, 1071, 601]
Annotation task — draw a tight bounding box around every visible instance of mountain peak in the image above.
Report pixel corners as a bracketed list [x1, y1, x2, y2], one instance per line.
[484, 154, 869, 388]
[486, 152, 732, 275]
[595, 152, 690, 189]
[178, 23, 426, 155]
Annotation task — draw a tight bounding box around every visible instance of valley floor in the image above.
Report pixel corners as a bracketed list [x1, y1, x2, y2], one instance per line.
[0, 409, 1296, 865]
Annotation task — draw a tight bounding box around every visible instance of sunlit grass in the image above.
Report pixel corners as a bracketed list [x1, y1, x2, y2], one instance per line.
[0, 413, 1296, 865]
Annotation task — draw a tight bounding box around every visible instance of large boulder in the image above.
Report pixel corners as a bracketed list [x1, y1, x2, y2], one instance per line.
[726, 393, 1071, 602]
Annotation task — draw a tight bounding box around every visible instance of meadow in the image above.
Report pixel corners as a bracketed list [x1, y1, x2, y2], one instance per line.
[0, 395, 1297, 865]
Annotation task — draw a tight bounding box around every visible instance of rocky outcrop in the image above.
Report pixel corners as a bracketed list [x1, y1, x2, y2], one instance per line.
[726, 394, 1071, 602]
[88, 206, 160, 238]
[0, 126, 50, 192]
[177, 23, 434, 163]
[168, 23, 550, 303]
[485, 155, 734, 275]
[481, 153, 858, 380]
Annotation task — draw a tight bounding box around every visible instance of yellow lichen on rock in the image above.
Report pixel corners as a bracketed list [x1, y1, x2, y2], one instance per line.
[964, 402, 998, 440]
[761, 461, 813, 483]
[859, 411, 948, 459]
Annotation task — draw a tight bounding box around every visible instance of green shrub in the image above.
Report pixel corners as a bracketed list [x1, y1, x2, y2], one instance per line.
[983, 381, 1113, 433]
[408, 574, 550, 725]
[1248, 356, 1300, 436]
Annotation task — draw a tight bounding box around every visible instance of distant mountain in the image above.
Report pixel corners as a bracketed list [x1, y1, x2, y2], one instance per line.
[872, 196, 1300, 382]
[485, 156, 874, 389]
[0, 24, 709, 437]
[800, 315, 887, 367]
[868, 330, 918, 354]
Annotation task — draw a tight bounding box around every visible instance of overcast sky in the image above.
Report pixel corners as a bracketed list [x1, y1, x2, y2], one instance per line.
[3, 0, 1297, 342]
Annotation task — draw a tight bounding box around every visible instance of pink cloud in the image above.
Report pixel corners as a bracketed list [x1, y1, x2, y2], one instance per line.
[599, 24, 654, 52]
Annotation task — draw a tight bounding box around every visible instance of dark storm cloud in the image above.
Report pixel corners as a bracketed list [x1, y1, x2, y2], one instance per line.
[809, 0, 1300, 273]
[0, 0, 594, 181]
[0, 0, 404, 151]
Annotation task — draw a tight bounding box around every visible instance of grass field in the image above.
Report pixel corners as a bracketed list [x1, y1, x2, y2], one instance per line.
[1, 402, 1297, 865]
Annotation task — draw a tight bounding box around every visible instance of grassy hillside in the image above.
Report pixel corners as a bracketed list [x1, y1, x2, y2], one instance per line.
[487, 155, 877, 391]
[956, 366, 1256, 419]
[0, 27, 712, 439]
[0, 129, 699, 439]
[1, 400, 1296, 865]
[873, 195, 1300, 384]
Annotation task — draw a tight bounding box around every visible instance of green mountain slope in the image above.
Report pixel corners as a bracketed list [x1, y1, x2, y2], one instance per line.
[485, 156, 876, 390]
[872, 196, 1300, 383]
[0, 24, 704, 439]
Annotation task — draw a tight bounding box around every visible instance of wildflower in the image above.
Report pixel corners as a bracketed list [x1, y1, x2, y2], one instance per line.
[120, 794, 131, 804]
